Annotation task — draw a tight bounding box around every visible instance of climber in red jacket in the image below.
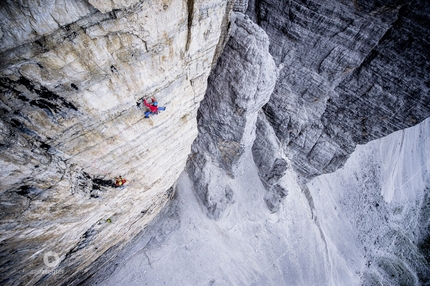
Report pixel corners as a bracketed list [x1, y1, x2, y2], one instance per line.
[143, 97, 166, 118]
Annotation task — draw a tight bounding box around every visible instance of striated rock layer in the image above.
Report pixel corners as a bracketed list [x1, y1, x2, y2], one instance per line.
[247, 0, 430, 179]
[0, 0, 232, 284]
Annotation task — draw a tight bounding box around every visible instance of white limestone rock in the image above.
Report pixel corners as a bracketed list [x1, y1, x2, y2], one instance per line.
[88, 0, 142, 13]
[0, 0, 232, 284]
[0, 0, 94, 53]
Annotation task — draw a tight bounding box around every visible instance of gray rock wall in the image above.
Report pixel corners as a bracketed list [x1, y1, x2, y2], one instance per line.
[187, 12, 277, 220]
[247, 0, 430, 179]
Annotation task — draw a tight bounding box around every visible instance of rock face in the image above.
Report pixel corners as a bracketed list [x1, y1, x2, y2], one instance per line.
[1, 0, 430, 285]
[0, 0, 232, 284]
[181, 0, 430, 284]
[187, 12, 277, 219]
[246, 0, 430, 179]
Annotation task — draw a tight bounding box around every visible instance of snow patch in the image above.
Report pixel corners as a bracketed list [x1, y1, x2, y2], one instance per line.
[98, 118, 430, 285]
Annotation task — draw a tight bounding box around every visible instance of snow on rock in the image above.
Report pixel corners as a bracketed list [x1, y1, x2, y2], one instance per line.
[307, 117, 430, 285]
[90, 151, 331, 286]
[187, 12, 277, 220]
[91, 107, 430, 286]
[379, 118, 430, 204]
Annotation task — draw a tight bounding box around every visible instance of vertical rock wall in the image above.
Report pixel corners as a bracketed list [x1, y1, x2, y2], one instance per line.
[183, 0, 430, 283]
[0, 0, 232, 284]
[185, 0, 430, 227]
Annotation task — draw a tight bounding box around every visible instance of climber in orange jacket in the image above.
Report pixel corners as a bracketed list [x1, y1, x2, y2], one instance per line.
[115, 176, 127, 187]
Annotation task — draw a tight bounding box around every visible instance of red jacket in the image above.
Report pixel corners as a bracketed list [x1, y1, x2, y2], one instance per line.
[144, 98, 158, 113]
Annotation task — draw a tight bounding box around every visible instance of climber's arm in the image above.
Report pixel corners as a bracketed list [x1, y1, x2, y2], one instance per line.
[143, 99, 151, 108]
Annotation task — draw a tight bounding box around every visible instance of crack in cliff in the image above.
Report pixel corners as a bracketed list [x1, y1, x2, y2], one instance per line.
[185, 0, 195, 51]
[64, 226, 98, 263]
[0, 77, 78, 115]
[211, 0, 235, 67]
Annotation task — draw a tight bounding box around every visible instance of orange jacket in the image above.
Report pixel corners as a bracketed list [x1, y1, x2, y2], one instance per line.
[115, 178, 126, 186]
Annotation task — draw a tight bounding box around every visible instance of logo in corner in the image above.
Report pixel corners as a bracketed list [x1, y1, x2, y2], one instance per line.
[43, 251, 60, 268]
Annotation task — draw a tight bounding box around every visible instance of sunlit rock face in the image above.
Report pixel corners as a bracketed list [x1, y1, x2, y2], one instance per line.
[246, 0, 430, 178]
[0, 0, 231, 284]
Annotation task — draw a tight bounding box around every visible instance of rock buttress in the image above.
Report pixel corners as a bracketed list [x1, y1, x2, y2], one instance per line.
[187, 12, 277, 220]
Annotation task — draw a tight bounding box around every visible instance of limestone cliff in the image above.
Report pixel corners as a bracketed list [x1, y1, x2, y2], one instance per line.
[83, 7, 430, 280]
[0, 0, 232, 284]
